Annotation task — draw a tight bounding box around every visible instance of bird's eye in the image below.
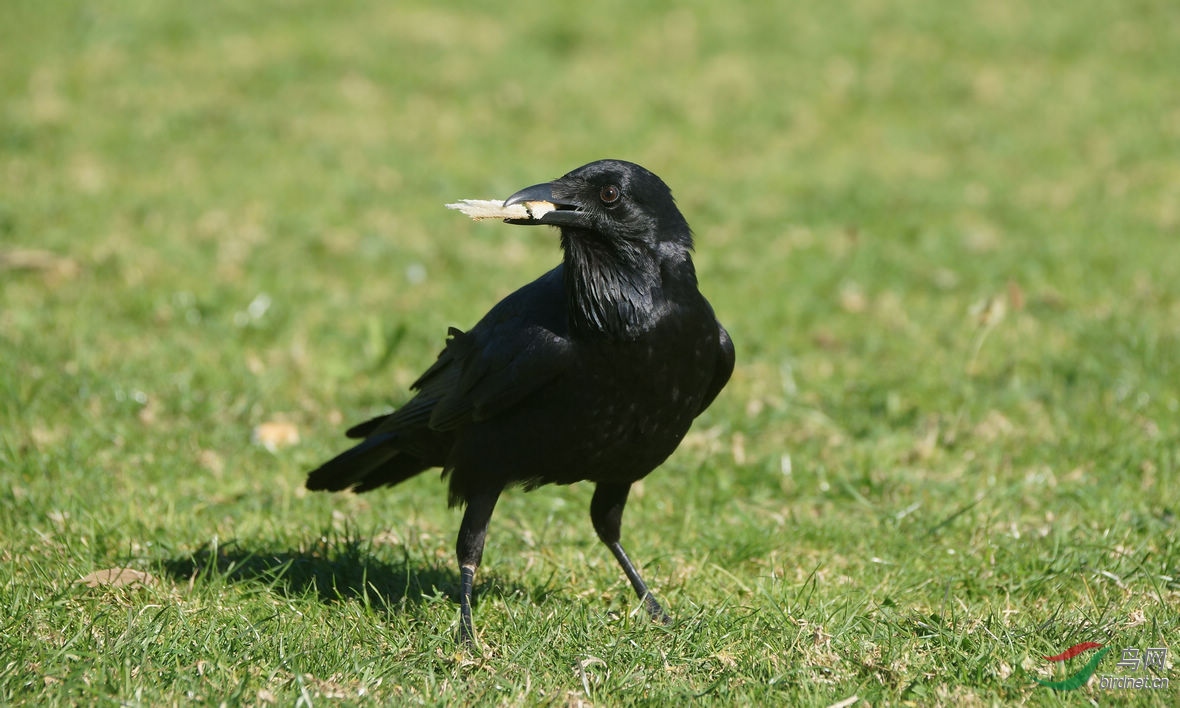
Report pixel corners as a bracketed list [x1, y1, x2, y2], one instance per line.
[599, 184, 621, 204]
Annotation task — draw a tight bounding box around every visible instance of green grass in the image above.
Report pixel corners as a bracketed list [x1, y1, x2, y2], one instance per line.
[2, 0, 1178, 704]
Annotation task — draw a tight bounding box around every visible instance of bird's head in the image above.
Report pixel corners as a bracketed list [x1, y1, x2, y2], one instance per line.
[502, 160, 698, 336]
[502, 159, 692, 253]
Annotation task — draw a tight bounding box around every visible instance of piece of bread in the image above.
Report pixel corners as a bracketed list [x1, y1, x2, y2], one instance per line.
[445, 199, 555, 221]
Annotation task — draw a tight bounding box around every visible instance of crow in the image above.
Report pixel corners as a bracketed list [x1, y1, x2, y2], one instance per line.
[307, 159, 734, 644]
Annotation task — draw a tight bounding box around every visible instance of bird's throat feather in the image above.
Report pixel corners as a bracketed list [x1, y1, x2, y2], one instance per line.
[562, 236, 665, 337]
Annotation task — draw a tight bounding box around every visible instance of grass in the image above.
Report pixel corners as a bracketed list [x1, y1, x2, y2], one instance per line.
[2, 0, 1178, 704]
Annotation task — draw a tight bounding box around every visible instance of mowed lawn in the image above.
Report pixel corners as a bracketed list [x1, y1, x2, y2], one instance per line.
[2, 1, 1178, 705]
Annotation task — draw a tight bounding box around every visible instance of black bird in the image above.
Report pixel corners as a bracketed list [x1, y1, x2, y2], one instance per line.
[307, 159, 734, 644]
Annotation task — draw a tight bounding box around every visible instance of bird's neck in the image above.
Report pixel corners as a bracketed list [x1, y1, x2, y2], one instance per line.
[561, 232, 696, 339]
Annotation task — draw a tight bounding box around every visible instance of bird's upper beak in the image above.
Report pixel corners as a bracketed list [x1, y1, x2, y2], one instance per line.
[502, 182, 585, 227]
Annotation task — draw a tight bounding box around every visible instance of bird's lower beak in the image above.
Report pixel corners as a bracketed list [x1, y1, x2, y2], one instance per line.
[502, 182, 583, 226]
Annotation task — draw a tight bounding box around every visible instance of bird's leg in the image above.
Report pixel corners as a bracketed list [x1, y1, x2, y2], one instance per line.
[590, 482, 672, 625]
[456, 488, 501, 646]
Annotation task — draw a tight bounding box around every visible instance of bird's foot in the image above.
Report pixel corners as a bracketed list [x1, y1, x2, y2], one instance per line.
[642, 592, 672, 626]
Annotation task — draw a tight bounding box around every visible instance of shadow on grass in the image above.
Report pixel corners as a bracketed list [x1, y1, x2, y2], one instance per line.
[160, 537, 511, 614]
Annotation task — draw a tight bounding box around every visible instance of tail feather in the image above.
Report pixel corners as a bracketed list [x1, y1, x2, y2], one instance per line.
[306, 433, 427, 492]
[352, 454, 433, 493]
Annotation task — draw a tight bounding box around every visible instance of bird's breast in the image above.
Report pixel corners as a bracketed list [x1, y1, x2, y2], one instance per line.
[450, 300, 720, 489]
[548, 312, 718, 475]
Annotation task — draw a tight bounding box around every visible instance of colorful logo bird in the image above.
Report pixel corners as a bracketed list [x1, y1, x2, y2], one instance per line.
[1035, 642, 1109, 690]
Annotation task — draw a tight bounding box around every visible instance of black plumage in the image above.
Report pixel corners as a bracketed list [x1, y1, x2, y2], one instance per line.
[307, 159, 734, 643]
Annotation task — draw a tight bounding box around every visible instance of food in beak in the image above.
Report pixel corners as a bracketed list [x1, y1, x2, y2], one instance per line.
[446, 199, 556, 221]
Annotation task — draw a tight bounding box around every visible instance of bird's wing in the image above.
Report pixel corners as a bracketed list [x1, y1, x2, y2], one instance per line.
[427, 317, 573, 430]
[347, 267, 572, 439]
[697, 321, 735, 415]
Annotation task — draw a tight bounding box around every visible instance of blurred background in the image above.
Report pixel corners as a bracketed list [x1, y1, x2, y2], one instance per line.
[2, 0, 1177, 703]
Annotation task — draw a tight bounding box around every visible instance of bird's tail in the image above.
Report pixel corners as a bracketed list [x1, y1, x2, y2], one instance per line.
[305, 433, 431, 493]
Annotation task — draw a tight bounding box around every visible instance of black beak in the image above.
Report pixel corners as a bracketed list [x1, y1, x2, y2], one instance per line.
[502, 182, 584, 226]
